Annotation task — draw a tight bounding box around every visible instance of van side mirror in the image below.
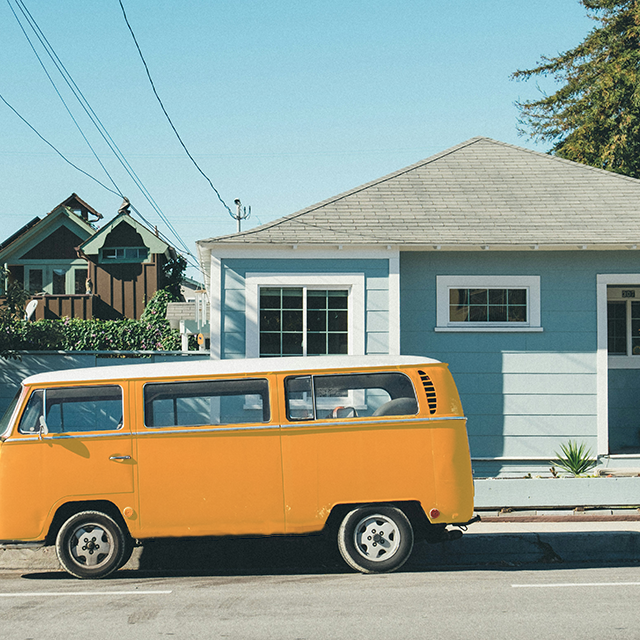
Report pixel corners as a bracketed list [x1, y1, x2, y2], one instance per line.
[38, 415, 48, 440]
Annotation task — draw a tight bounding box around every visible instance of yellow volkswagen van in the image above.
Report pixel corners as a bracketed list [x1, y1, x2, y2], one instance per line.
[0, 355, 476, 578]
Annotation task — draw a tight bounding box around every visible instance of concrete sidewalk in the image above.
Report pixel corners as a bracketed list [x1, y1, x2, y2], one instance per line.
[1, 511, 639, 573]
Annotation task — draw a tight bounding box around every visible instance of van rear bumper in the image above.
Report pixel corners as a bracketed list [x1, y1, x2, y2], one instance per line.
[451, 514, 481, 528]
[0, 541, 46, 549]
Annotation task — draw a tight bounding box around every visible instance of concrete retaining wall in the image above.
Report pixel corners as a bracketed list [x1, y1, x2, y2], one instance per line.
[474, 476, 640, 509]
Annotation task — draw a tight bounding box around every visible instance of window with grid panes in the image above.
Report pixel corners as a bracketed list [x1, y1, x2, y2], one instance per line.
[607, 296, 640, 356]
[449, 288, 527, 323]
[259, 288, 348, 357]
[607, 301, 627, 355]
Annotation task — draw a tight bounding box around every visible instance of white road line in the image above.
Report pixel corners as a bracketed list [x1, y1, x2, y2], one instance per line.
[512, 582, 640, 589]
[0, 590, 172, 597]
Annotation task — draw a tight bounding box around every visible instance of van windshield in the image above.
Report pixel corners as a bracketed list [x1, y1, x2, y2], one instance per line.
[0, 390, 21, 438]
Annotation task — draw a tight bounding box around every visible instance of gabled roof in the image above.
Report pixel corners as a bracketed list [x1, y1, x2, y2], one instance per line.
[79, 211, 171, 256]
[197, 137, 640, 250]
[0, 196, 96, 262]
[0, 217, 40, 252]
[54, 193, 102, 221]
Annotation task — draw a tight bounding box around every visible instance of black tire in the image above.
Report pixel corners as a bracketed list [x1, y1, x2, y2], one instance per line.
[337, 505, 414, 573]
[55, 510, 127, 579]
[118, 536, 136, 570]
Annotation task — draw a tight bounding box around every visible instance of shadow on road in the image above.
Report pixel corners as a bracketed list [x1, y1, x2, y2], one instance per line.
[137, 534, 346, 576]
[19, 531, 640, 580]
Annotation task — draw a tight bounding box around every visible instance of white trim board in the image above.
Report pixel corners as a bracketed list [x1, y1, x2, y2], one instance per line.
[245, 273, 366, 358]
[596, 274, 640, 455]
[436, 275, 542, 332]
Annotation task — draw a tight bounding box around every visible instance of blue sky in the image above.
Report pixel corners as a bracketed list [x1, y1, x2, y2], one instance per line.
[1, 1, 594, 277]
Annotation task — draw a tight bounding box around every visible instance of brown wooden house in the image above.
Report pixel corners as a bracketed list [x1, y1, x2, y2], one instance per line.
[1, 194, 177, 320]
[77, 208, 176, 320]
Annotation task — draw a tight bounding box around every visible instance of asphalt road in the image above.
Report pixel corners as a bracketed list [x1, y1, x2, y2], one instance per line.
[0, 565, 639, 640]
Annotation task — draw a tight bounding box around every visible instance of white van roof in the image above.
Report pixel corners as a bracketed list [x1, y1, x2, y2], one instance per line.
[23, 355, 442, 387]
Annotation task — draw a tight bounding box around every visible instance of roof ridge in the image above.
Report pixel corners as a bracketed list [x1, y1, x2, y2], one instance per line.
[197, 135, 640, 249]
[479, 137, 640, 184]
[202, 137, 488, 243]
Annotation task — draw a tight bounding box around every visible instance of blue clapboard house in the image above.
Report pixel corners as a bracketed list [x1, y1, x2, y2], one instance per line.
[197, 137, 640, 479]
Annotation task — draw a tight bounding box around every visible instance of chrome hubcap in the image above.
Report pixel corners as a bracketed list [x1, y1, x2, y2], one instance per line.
[70, 524, 113, 567]
[353, 515, 401, 561]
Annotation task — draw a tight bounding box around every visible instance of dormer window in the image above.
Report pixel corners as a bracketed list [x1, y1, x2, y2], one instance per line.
[101, 247, 148, 262]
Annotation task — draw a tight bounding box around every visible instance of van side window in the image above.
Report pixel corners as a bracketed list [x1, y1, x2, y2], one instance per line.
[285, 372, 418, 421]
[18, 386, 123, 434]
[284, 376, 314, 420]
[144, 378, 270, 428]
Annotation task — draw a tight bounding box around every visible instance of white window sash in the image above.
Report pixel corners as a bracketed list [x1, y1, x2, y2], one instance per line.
[435, 275, 542, 332]
[245, 273, 365, 357]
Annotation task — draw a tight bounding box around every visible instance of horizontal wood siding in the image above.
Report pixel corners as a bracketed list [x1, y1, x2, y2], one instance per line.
[400, 251, 617, 472]
[221, 258, 390, 359]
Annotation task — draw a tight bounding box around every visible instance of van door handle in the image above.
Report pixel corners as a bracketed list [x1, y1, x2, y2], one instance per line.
[109, 455, 131, 461]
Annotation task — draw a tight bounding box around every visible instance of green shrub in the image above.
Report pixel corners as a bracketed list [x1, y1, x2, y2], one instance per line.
[0, 289, 188, 355]
[552, 440, 597, 477]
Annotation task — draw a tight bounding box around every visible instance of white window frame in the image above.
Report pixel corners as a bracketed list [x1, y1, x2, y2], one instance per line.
[100, 247, 149, 262]
[24, 263, 86, 295]
[245, 273, 365, 358]
[435, 275, 542, 332]
[606, 286, 640, 363]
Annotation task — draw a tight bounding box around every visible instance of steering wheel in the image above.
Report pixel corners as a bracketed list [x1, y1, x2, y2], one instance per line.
[331, 406, 357, 418]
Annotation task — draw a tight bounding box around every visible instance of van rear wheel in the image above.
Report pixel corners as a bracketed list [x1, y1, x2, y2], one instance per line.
[55, 511, 127, 579]
[337, 505, 414, 573]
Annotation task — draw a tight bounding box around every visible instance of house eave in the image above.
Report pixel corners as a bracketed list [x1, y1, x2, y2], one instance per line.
[197, 240, 640, 254]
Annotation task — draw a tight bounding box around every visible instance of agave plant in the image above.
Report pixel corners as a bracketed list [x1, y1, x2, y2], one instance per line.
[552, 440, 597, 477]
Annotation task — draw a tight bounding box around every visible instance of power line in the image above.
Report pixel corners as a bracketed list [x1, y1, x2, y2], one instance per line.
[1, 91, 203, 274]
[0, 92, 121, 197]
[9, 0, 194, 258]
[117, 0, 236, 220]
[0, 92, 202, 271]
[6, 0, 124, 197]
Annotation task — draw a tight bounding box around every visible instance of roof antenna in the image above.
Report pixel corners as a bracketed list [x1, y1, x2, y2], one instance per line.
[233, 198, 251, 232]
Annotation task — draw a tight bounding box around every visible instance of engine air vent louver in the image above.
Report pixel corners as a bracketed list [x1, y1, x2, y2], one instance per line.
[418, 370, 437, 415]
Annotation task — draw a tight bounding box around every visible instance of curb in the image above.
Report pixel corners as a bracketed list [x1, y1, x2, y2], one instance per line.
[0, 547, 143, 572]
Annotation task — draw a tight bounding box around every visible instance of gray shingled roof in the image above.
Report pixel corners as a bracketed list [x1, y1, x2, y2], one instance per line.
[198, 137, 640, 248]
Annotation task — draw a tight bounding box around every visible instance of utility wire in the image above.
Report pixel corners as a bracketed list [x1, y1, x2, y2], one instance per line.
[0, 92, 122, 197]
[13, 0, 188, 253]
[0, 92, 202, 271]
[117, 0, 235, 219]
[6, 0, 124, 198]
[10, 0, 194, 258]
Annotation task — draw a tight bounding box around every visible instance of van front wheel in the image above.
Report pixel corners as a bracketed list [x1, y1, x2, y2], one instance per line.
[337, 505, 414, 573]
[55, 511, 127, 579]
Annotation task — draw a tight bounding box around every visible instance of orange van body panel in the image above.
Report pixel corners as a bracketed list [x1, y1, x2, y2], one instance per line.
[0, 357, 474, 544]
[134, 429, 285, 537]
[0, 381, 136, 542]
[279, 364, 473, 533]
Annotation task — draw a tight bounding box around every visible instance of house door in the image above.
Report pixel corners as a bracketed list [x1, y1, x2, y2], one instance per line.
[606, 286, 640, 453]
